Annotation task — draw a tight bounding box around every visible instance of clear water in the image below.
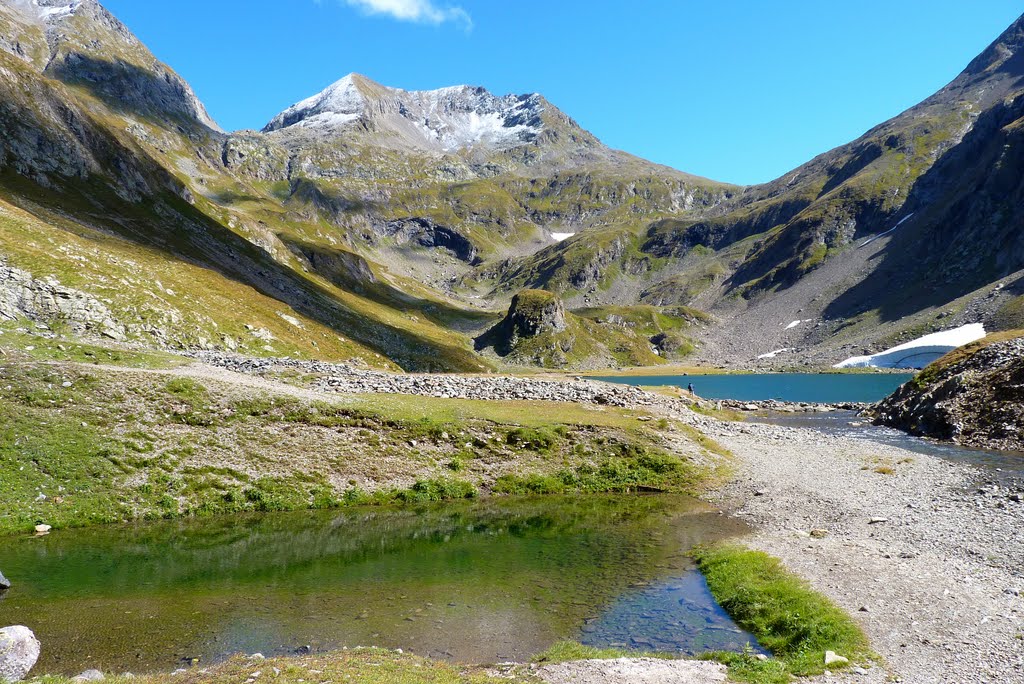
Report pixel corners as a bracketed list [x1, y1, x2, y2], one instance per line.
[753, 411, 1024, 480]
[588, 373, 914, 403]
[0, 495, 760, 675]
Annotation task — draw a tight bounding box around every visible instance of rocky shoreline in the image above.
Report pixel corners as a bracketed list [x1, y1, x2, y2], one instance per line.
[698, 419, 1024, 683]
[718, 398, 869, 413]
[873, 336, 1024, 453]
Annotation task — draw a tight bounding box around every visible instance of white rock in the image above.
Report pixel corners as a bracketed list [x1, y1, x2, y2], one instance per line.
[71, 670, 105, 682]
[0, 626, 41, 682]
[824, 650, 850, 667]
[33, 524, 51, 534]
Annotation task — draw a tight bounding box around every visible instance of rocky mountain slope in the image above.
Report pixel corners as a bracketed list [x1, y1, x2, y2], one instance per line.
[872, 331, 1024, 451]
[1, 0, 1023, 370]
[480, 14, 1024, 367]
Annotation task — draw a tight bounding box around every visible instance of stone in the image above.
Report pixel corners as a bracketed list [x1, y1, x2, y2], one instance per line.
[824, 650, 850, 667]
[809, 529, 828, 538]
[0, 626, 41, 682]
[868, 517, 888, 524]
[33, 524, 51, 535]
[72, 670, 105, 682]
[0, 572, 9, 591]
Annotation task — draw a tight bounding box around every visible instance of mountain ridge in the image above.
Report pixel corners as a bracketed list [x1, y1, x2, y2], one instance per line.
[0, 0, 1022, 371]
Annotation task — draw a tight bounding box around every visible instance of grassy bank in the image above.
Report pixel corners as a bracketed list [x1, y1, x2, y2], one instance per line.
[0, 342, 727, 536]
[694, 544, 874, 683]
[30, 650, 524, 684]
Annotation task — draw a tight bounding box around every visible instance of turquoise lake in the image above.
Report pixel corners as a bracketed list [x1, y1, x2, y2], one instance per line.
[589, 372, 914, 403]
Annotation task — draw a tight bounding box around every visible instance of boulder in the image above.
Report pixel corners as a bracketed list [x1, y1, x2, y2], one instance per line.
[824, 650, 850, 667]
[0, 626, 41, 682]
[0, 572, 9, 591]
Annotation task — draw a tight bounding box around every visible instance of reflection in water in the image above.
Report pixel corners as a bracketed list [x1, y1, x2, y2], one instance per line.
[0, 495, 758, 674]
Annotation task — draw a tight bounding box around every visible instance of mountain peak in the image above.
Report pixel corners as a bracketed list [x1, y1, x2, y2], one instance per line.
[965, 13, 1024, 76]
[263, 75, 546, 154]
[265, 73, 369, 132]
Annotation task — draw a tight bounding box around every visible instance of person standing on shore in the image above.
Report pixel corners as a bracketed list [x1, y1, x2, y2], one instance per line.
[687, 383, 695, 396]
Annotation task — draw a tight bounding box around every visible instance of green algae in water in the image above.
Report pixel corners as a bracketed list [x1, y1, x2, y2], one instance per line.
[0, 495, 755, 674]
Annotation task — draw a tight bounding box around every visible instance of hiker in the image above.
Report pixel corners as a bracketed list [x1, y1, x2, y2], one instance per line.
[687, 383, 694, 396]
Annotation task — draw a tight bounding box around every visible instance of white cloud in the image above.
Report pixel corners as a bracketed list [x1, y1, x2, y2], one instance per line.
[343, 0, 472, 29]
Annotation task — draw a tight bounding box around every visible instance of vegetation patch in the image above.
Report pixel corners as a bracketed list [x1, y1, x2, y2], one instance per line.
[31, 650, 517, 684]
[492, 446, 703, 496]
[694, 544, 873, 680]
[0, 351, 728, 536]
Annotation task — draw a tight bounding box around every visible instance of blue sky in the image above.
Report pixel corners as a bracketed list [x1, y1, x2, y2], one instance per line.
[102, 0, 1022, 185]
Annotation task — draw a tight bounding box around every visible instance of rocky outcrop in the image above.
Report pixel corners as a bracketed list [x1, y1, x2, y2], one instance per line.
[0, 626, 40, 682]
[872, 335, 1024, 451]
[0, 571, 9, 591]
[0, 260, 125, 339]
[476, 290, 567, 354]
[383, 218, 480, 264]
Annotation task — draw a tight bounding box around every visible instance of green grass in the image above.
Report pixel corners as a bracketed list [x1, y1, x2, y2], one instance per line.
[694, 544, 873, 680]
[0, 323, 185, 368]
[990, 296, 1024, 331]
[492, 446, 704, 496]
[32, 650, 519, 684]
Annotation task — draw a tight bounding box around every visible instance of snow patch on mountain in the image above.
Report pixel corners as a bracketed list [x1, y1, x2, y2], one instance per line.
[758, 348, 791, 359]
[264, 73, 545, 153]
[834, 323, 987, 369]
[11, 0, 84, 21]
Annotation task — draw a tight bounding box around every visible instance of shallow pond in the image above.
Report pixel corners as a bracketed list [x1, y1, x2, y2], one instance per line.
[589, 372, 913, 404]
[0, 495, 759, 675]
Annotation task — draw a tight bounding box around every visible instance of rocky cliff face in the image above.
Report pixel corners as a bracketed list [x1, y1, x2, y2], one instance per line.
[0, 259, 125, 339]
[4, 0, 220, 130]
[872, 334, 1024, 451]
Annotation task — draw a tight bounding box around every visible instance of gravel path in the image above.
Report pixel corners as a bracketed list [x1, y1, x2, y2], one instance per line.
[701, 420, 1024, 684]
[536, 658, 727, 684]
